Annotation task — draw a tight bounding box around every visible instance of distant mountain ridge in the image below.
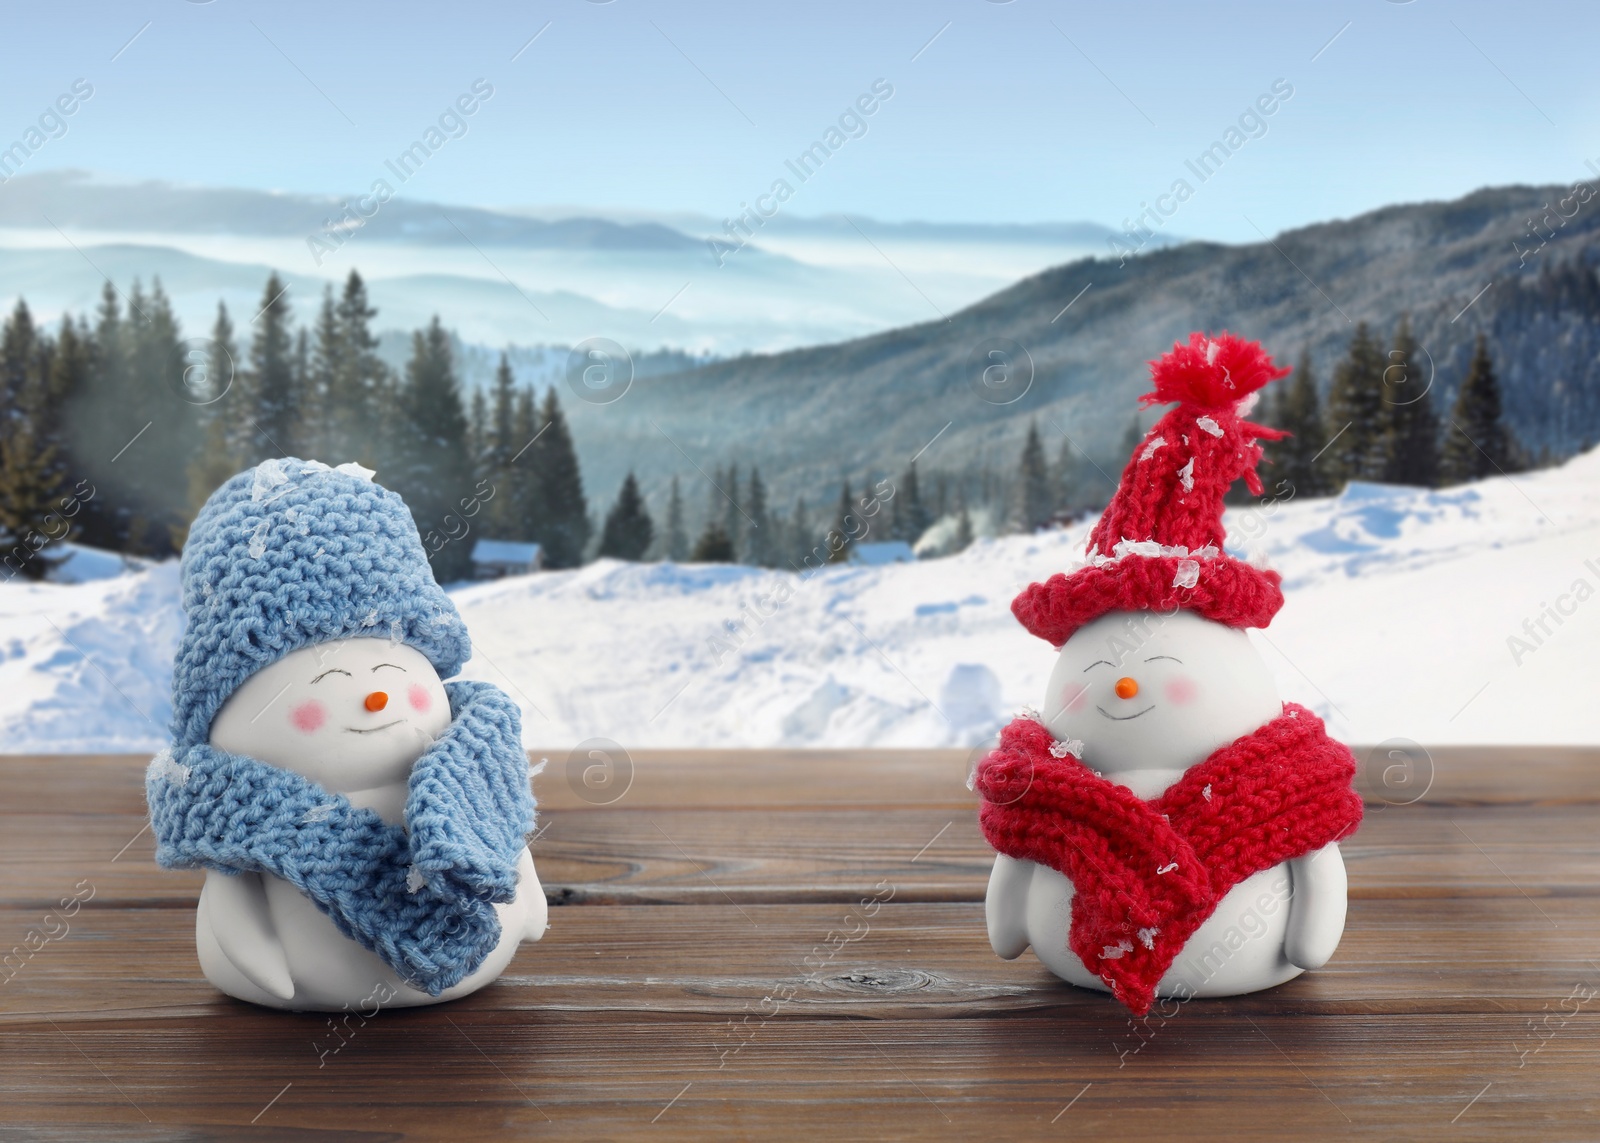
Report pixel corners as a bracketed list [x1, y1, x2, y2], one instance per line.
[0, 169, 698, 251]
[555, 182, 1600, 518]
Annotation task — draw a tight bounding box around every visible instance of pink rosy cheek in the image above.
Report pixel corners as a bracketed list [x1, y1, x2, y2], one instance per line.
[407, 683, 433, 713]
[289, 700, 326, 733]
[1060, 681, 1090, 714]
[1164, 676, 1198, 706]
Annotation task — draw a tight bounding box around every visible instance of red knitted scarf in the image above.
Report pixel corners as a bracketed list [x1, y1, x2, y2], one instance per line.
[975, 703, 1362, 1015]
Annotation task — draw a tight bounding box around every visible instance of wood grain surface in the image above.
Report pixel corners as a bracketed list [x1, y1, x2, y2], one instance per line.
[1, 748, 1597, 1141]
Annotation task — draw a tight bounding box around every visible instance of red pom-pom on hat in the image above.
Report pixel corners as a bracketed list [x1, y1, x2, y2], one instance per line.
[1143, 331, 1292, 411]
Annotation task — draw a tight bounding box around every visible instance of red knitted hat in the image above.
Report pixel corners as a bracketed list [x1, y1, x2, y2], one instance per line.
[1013, 332, 1290, 647]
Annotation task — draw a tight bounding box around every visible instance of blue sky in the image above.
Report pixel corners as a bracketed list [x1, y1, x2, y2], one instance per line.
[4, 0, 1596, 240]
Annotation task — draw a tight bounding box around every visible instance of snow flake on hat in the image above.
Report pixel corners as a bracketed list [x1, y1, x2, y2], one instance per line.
[148, 749, 190, 788]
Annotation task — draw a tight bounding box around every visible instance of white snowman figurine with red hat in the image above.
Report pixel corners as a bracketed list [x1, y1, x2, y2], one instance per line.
[973, 332, 1364, 1017]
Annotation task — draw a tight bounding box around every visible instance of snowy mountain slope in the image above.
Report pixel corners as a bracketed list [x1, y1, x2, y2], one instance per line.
[2, 451, 1597, 754]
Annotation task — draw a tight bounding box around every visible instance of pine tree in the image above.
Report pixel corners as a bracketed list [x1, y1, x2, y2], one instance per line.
[245, 272, 297, 464]
[790, 496, 813, 566]
[721, 462, 743, 562]
[1052, 437, 1084, 517]
[480, 354, 518, 536]
[1269, 348, 1329, 498]
[598, 472, 654, 560]
[123, 279, 192, 554]
[1441, 333, 1516, 484]
[508, 385, 544, 544]
[0, 300, 65, 580]
[827, 480, 855, 563]
[46, 316, 103, 542]
[532, 387, 589, 568]
[690, 520, 734, 562]
[1323, 322, 1389, 489]
[744, 467, 772, 565]
[892, 460, 932, 544]
[328, 271, 386, 468]
[187, 302, 245, 516]
[304, 287, 340, 460]
[467, 387, 489, 465]
[1382, 316, 1440, 487]
[62, 282, 131, 548]
[391, 317, 474, 581]
[663, 475, 689, 561]
[1016, 419, 1053, 532]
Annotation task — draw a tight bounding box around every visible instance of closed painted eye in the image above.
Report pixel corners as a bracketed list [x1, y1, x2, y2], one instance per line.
[1144, 655, 1183, 664]
[310, 668, 352, 684]
[371, 662, 408, 673]
[1083, 660, 1114, 672]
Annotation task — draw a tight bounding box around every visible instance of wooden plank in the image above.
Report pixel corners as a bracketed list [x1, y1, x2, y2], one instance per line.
[3, 745, 1599, 818]
[4, 899, 1600, 1022]
[3, 1008, 1597, 1141]
[4, 801, 1598, 909]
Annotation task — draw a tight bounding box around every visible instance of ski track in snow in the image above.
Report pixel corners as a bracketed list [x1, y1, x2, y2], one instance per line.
[4, 450, 1599, 754]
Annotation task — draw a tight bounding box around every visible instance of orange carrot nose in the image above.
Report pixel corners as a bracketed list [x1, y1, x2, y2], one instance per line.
[364, 691, 388, 712]
[1114, 677, 1139, 700]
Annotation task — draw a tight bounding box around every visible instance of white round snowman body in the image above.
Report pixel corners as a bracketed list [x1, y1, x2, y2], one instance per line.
[985, 609, 1347, 999]
[200, 636, 547, 1011]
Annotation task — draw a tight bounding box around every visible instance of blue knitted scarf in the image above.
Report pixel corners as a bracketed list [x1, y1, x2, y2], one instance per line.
[147, 680, 535, 996]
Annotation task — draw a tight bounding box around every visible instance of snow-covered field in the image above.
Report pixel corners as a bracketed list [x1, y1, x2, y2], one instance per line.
[4, 450, 1599, 753]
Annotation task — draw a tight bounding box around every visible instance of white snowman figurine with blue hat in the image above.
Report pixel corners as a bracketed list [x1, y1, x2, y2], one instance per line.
[148, 458, 547, 1012]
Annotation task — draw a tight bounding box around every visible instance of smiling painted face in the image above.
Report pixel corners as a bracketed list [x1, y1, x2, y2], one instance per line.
[209, 637, 452, 795]
[1041, 609, 1281, 775]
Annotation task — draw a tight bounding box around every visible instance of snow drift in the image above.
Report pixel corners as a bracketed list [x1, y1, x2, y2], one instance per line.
[3, 449, 1598, 753]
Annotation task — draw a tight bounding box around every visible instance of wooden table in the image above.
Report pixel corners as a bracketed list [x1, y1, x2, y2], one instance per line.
[3, 747, 1598, 1140]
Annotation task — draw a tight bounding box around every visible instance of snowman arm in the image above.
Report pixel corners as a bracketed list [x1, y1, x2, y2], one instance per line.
[1283, 843, 1348, 970]
[206, 870, 296, 1001]
[985, 853, 1033, 960]
[518, 847, 549, 942]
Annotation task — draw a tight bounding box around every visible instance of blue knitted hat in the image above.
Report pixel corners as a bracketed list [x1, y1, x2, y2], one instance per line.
[171, 458, 472, 750]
